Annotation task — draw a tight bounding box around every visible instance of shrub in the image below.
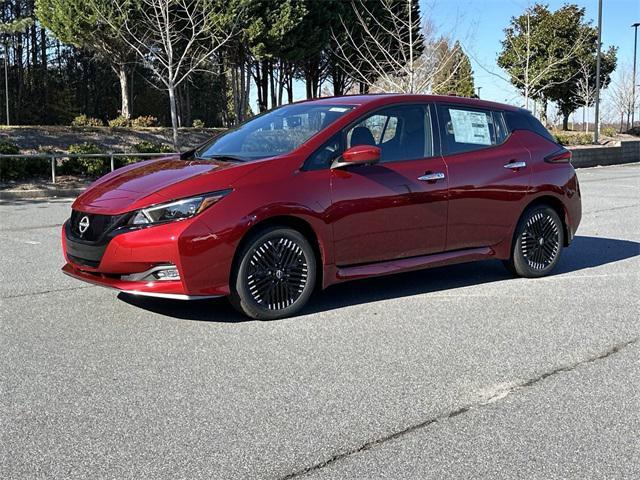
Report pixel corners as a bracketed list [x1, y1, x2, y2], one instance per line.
[108, 115, 130, 128]
[0, 141, 24, 180]
[0, 141, 20, 156]
[192, 119, 205, 128]
[133, 141, 174, 154]
[601, 127, 617, 137]
[553, 132, 593, 146]
[131, 115, 158, 128]
[71, 114, 104, 127]
[60, 143, 108, 177]
[0, 142, 54, 181]
[117, 141, 174, 167]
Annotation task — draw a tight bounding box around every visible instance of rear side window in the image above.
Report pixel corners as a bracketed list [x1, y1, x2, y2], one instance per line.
[437, 105, 504, 155]
[504, 110, 557, 143]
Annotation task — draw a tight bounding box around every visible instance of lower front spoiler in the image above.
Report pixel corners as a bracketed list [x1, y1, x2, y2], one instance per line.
[61, 263, 221, 301]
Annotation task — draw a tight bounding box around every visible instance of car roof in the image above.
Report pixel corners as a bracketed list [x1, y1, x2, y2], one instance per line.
[295, 93, 520, 112]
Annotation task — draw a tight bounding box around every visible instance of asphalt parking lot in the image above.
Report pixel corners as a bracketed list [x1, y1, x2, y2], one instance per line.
[1, 163, 639, 479]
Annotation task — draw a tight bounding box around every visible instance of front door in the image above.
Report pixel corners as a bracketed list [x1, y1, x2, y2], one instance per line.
[329, 104, 449, 266]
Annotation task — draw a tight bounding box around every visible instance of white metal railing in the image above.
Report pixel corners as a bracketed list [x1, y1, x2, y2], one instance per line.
[0, 152, 178, 184]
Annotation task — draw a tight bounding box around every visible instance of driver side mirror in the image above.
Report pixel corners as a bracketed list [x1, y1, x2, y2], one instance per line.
[332, 145, 381, 169]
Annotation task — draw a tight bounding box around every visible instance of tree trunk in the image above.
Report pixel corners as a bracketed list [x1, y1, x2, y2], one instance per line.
[620, 113, 624, 133]
[40, 28, 46, 68]
[243, 62, 251, 118]
[562, 114, 569, 131]
[40, 27, 48, 123]
[277, 60, 285, 106]
[115, 64, 130, 119]
[168, 85, 180, 150]
[184, 84, 192, 127]
[539, 99, 548, 126]
[269, 61, 277, 108]
[305, 60, 319, 99]
[259, 59, 269, 111]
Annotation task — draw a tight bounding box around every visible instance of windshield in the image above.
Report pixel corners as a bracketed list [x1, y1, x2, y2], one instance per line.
[196, 103, 355, 161]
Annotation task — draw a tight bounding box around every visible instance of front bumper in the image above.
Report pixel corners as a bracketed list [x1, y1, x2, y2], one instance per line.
[61, 263, 219, 300]
[62, 214, 235, 298]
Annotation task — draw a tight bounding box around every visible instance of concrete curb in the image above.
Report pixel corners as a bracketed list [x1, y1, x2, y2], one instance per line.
[0, 188, 85, 200]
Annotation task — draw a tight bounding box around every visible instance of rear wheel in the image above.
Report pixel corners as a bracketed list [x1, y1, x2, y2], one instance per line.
[229, 227, 316, 320]
[504, 206, 564, 278]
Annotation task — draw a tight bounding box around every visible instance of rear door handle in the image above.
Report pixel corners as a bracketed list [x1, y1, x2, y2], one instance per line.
[504, 161, 527, 169]
[418, 172, 446, 182]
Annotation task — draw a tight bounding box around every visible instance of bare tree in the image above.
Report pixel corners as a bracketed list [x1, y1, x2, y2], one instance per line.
[332, 0, 469, 95]
[91, 0, 235, 149]
[574, 58, 597, 132]
[608, 65, 637, 132]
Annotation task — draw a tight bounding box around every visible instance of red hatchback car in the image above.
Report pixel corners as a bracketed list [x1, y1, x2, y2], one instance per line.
[62, 94, 581, 319]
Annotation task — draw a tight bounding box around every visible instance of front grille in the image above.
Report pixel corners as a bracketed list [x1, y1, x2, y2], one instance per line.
[66, 210, 132, 268]
[67, 254, 100, 268]
[69, 210, 130, 242]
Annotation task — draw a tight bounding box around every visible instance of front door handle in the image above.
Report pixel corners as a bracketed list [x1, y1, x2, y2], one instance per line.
[504, 161, 527, 170]
[418, 172, 446, 182]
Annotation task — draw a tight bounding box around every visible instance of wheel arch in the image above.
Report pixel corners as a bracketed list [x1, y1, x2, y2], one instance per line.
[231, 215, 326, 288]
[520, 195, 571, 247]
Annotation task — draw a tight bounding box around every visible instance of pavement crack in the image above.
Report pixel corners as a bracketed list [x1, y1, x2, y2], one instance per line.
[279, 338, 638, 480]
[585, 203, 640, 215]
[0, 223, 62, 232]
[2, 285, 95, 299]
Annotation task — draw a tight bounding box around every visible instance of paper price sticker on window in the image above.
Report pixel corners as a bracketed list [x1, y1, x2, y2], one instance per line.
[449, 109, 491, 145]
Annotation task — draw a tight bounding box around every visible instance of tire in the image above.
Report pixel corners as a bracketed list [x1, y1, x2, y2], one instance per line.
[229, 227, 316, 320]
[504, 205, 564, 278]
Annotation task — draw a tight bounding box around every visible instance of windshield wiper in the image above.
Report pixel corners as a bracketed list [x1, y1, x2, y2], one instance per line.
[197, 154, 246, 163]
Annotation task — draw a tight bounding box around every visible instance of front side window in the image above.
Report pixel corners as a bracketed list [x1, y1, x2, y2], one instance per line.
[439, 105, 505, 154]
[196, 104, 354, 161]
[346, 105, 433, 163]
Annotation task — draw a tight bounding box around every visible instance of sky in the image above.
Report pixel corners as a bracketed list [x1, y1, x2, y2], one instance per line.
[431, 0, 639, 107]
[272, 0, 639, 123]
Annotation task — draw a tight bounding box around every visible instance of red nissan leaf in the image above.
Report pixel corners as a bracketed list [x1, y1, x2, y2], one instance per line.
[62, 94, 581, 319]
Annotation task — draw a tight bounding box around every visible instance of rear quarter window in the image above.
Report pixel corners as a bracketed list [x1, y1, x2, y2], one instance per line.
[504, 111, 557, 144]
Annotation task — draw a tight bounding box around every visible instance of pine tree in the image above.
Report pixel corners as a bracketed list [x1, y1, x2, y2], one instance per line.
[432, 41, 475, 97]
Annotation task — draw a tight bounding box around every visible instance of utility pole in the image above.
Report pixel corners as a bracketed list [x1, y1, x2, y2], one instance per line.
[632, 23, 639, 129]
[594, 0, 603, 143]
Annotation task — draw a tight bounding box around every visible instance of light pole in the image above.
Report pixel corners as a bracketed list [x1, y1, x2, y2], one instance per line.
[594, 0, 603, 143]
[476, 86, 482, 98]
[632, 22, 639, 129]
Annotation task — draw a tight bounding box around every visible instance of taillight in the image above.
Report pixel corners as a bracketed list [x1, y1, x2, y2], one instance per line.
[545, 149, 572, 163]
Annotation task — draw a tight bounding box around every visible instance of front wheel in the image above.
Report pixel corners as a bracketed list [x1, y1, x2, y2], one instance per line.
[504, 206, 564, 278]
[229, 227, 316, 320]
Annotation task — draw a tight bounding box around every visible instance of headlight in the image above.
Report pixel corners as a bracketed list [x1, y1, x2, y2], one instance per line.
[129, 189, 231, 225]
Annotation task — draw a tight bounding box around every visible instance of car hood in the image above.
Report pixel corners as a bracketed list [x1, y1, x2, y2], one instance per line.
[73, 156, 259, 214]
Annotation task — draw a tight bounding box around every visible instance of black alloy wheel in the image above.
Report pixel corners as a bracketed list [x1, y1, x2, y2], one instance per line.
[505, 206, 564, 278]
[230, 227, 316, 320]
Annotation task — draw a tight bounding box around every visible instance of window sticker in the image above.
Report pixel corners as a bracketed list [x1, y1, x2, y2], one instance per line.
[329, 107, 349, 112]
[449, 109, 491, 145]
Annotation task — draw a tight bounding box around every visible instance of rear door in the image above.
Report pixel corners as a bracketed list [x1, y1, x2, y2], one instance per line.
[327, 103, 449, 266]
[436, 103, 531, 251]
